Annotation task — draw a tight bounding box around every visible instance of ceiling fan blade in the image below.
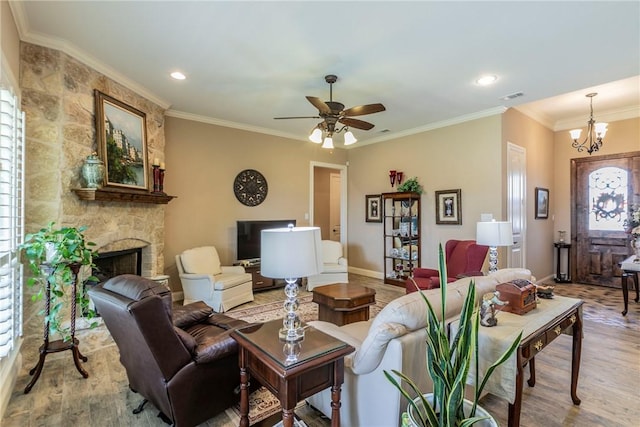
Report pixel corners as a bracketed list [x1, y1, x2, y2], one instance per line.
[306, 96, 331, 115]
[343, 103, 386, 117]
[274, 116, 320, 120]
[339, 117, 375, 130]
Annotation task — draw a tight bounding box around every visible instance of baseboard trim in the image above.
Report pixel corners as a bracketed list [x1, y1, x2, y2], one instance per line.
[348, 266, 383, 280]
[172, 291, 184, 302]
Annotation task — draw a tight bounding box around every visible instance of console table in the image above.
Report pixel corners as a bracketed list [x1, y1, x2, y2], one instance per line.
[231, 319, 354, 427]
[451, 295, 583, 427]
[620, 255, 640, 316]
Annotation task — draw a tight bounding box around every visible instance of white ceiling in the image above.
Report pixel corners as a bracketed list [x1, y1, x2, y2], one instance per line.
[9, 1, 640, 147]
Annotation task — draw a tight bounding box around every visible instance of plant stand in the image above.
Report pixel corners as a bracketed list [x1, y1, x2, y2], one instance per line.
[24, 264, 89, 394]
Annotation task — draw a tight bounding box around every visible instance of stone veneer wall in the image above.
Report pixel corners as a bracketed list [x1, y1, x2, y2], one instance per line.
[20, 42, 168, 283]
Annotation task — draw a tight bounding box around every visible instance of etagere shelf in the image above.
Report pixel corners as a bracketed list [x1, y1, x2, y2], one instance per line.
[382, 191, 421, 287]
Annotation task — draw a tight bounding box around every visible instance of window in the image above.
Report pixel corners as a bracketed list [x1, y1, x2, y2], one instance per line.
[588, 166, 628, 232]
[0, 87, 24, 358]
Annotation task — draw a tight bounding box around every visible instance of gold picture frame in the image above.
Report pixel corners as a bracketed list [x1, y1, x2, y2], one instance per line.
[94, 90, 149, 190]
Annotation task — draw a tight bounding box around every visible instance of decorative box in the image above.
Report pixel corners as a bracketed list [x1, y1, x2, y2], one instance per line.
[496, 279, 537, 315]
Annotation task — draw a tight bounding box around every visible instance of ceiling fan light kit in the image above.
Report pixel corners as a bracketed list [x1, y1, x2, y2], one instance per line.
[570, 92, 608, 155]
[275, 74, 385, 148]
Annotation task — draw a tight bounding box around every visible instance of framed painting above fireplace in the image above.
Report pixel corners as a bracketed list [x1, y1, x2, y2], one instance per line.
[94, 90, 149, 190]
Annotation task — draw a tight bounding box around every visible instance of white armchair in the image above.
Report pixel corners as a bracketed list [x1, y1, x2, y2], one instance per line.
[175, 246, 254, 312]
[306, 240, 348, 290]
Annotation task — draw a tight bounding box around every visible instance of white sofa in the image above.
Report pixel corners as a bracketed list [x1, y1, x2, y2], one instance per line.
[306, 268, 534, 427]
[307, 240, 349, 290]
[175, 246, 254, 312]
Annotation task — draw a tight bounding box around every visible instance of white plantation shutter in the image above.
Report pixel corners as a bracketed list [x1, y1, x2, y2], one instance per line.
[0, 88, 24, 358]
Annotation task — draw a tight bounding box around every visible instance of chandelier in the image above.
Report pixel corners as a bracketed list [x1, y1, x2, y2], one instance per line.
[569, 93, 608, 155]
[309, 124, 357, 149]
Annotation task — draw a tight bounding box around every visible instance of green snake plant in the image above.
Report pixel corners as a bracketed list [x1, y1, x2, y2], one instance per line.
[385, 243, 522, 427]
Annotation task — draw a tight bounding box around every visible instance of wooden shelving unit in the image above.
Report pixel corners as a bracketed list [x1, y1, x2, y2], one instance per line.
[73, 187, 176, 204]
[382, 191, 421, 287]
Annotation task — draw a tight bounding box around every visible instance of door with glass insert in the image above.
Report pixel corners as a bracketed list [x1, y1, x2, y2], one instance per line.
[573, 153, 640, 286]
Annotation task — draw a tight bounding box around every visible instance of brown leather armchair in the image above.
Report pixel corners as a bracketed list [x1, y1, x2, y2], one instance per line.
[88, 274, 249, 427]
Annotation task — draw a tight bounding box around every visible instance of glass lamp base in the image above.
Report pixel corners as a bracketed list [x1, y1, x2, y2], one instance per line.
[488, 246, 498, 273]
[280, 278, 305, 342]
[279, 327, 305, 342]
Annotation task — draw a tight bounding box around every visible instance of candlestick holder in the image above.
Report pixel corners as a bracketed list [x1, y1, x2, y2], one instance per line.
[159, 168, 165, 194]
[152, 165, 161, 193]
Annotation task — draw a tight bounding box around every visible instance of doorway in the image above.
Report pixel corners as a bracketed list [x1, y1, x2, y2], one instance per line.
[310, 162, 347, 249]
[507, 142, 526, 268]
[572, 152, 640, 286]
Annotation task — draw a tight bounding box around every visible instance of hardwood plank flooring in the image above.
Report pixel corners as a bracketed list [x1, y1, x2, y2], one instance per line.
[1, 275, 638, 427]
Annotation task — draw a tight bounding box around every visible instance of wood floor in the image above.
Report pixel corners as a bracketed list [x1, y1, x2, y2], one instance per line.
[1, 275, 638, 427]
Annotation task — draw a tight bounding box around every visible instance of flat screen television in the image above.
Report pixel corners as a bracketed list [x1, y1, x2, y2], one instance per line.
[236, 219, 296, 262]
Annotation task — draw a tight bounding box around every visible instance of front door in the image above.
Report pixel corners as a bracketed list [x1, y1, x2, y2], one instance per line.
[572, 152, 640, 286]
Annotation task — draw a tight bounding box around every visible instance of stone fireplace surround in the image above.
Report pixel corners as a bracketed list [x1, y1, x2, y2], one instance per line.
[21, 42, 169, 310]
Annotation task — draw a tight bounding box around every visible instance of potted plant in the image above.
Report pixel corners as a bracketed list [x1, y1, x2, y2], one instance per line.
[20, 222, 99, 342]
[397, 177, 423, 194]
[385, 244, 522, 426]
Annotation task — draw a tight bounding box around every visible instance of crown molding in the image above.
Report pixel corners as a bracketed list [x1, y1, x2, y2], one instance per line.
[553, 105, 640, 131]
[165, 109, 305, 141]
[9, 1, 171, 110]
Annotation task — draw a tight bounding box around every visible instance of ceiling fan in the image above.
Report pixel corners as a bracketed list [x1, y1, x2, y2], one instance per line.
[274, 74, 386, 147]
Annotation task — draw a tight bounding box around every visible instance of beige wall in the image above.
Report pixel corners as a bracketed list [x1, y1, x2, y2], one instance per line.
[553, 117, 640, 235]
[1, 0, 20, 87]
[346, 115, 503, 275]
[163, 116, 347, 290]
[502, 108, 555, 278]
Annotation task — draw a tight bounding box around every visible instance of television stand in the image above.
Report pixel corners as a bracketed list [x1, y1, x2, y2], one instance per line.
[244, 265, 303, 292]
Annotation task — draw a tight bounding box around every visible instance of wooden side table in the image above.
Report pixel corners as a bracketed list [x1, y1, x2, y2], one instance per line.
[452, 296, 583, 427]
[620, 255, 640, 316]
[312, 283, 376, 326]
[231, 319, 354, 427]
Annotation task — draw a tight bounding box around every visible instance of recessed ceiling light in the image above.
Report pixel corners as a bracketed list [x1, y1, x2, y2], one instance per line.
[170, 71, 186, 80]
[476, 75, 498, 86]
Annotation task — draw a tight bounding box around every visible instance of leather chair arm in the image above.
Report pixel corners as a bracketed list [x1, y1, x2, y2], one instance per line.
[172, 301, 213, 329]
[413, 267, 438, 278]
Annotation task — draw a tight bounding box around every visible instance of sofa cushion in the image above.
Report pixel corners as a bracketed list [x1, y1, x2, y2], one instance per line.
[180, 246, 222, 276]
[213, 272, 252, 290]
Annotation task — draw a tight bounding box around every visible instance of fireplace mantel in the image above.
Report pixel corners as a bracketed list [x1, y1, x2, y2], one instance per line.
[73, 188, 176, 204]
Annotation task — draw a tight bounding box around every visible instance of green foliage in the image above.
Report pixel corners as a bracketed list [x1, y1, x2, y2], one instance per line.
[106, 138, 136, 184]
[385, 244, 522, 427]
[397, 177, 423, 194]
[20, 222, 99, 341]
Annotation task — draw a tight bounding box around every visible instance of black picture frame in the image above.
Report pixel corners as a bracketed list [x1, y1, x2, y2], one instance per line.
[366, 194, 382, 222]
[94, 90, 149, 190]
[435, 189, 462, 225]
[535, 187, 549, 219]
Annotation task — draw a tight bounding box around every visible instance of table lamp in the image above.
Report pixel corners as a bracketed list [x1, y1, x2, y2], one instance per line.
[476, 220, 513, 273]
[261, 225, 322, 342]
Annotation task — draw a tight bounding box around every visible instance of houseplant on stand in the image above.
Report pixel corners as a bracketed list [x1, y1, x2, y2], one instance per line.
[385, 244, 522, 427]
[20, 222, 99, 342]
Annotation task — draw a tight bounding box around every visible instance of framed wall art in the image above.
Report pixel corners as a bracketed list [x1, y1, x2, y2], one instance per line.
[535, 187, 549, 219]
[435, 189, 462, 225]
[94, 90, 149, 190]
[366, 194, 382, 222]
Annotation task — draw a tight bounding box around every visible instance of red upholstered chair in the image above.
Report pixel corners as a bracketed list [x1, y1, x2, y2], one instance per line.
[406, 240, 489, 293]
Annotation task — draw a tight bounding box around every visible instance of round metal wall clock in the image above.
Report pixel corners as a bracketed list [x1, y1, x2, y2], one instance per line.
[233, 169, 268, 206]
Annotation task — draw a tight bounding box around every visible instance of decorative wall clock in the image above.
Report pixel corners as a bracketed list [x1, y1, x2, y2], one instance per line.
[233, 169, 268, 206]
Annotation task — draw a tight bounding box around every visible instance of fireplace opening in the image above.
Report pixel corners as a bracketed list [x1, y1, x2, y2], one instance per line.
[93, 247, 143, 282]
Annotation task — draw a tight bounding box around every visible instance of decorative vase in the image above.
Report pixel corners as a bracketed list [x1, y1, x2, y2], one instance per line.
[81, 153, 105, 188]
[407, 394, 498, 427]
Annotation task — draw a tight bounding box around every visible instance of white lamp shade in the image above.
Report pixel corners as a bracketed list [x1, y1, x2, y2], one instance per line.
[476, 221, 513, 247]
[260, 227, 322, 278]
[595, 122, 608, 137]
[321, 136, 334, 149]
[569, 129, 582, 140]
[309, 128, 323, 143]
[343, 131, 357, 146]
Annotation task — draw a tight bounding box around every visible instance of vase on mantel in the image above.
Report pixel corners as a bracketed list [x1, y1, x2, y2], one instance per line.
[81, 153, 105, 189]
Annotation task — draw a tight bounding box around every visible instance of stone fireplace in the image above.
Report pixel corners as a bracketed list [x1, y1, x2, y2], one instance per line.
[21, 42, 169, 289]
